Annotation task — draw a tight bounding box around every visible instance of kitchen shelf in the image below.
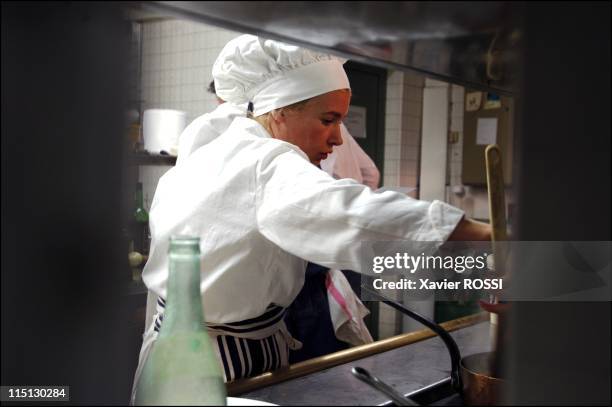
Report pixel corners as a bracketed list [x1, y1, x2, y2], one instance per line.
[131, 151, 176, 166]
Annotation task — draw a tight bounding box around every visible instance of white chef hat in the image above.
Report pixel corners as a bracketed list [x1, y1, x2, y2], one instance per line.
[212, 35, 350, 117]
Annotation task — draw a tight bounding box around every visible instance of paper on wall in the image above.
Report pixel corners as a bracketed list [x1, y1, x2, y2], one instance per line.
[476, 117, 498, 145]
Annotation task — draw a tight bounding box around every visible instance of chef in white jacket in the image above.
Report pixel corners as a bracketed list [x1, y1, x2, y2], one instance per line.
[132, 34, 490, 396]
[177, 78, 375, 363]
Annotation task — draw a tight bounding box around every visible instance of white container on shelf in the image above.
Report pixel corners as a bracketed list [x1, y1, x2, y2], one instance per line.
[142, 109, 187, 155]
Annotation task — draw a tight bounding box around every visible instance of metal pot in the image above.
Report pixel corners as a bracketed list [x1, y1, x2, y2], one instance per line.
[460, 351, 505, 405]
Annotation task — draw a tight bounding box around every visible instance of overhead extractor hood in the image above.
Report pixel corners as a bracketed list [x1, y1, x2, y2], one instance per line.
[129, 1, 522, 95]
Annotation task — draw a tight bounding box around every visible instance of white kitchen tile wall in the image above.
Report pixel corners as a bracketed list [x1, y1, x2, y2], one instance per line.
[138, 19, 241, 210]
[383, 71, 403, 187]
[140, 19, 242, 123]
[128, 23, 141, 113]
[382, 70, 424, 196]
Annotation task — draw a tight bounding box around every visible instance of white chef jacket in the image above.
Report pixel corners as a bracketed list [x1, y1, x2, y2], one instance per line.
[320, 123, 380, 189]
[176, 102, 247, 166]
[142, 117, 464, 324]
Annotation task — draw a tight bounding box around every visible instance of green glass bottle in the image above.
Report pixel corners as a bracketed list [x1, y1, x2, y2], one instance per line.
[132, 182, 150, 255]
[134, 236, 226, 406]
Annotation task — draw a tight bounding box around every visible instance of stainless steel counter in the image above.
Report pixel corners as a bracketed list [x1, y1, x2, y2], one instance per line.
[241, 321, 492, 406]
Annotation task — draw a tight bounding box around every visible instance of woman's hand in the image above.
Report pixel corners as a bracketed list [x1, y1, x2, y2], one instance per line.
[447, 217, 492, 241]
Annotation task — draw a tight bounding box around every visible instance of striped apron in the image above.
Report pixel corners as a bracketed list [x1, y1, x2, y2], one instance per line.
[131, 296, 303, 404]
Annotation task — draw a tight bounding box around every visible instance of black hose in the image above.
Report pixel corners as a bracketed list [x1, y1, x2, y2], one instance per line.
[360, 285, 463, 394]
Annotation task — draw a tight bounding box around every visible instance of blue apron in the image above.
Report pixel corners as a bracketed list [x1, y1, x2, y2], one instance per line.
[284, 263, 361, 363]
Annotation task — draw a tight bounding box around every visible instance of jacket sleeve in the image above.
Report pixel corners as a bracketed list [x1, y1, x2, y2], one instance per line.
[254, 147, 464, 273]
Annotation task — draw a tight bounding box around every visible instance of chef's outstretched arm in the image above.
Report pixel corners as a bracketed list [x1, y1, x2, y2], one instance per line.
[256, 148, 467, 272]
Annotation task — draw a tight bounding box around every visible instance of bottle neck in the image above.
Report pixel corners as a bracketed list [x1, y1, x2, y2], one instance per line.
[159, 252, 205, 337]
[134, 184, 144, 208]
[134, 184, 149, 222]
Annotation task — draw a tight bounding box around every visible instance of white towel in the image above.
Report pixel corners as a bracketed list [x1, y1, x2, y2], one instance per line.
[326, 269, 374, 346]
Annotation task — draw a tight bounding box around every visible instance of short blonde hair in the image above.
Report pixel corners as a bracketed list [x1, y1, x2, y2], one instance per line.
[252, 89, 349, 131]
[252, 98, 311, 131]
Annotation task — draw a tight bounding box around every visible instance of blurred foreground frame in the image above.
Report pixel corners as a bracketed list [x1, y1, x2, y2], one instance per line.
[2, 2, 134, 403]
